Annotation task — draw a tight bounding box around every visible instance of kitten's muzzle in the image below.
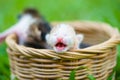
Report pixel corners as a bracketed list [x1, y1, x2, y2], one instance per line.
[55, 37, 67, 51]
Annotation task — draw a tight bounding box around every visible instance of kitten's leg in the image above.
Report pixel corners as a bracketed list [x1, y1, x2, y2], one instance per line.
[0, 26, 16, 43]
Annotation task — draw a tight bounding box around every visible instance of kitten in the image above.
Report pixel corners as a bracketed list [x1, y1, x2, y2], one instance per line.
[23, 8, 51, 49]
[0, 8, 51, 49]
[46, 24, 84, 53]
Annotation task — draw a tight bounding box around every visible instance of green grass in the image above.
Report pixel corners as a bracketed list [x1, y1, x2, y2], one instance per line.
[0, 0, 120, 80]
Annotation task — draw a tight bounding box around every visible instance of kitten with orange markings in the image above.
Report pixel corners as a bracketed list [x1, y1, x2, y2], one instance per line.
[46, 24, 84, 53]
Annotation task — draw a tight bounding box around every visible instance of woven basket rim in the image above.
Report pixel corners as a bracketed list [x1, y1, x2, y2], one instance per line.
[5, 21, 120, 59]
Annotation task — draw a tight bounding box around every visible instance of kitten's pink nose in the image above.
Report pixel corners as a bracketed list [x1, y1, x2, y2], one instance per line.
[57, 37, 63, 42]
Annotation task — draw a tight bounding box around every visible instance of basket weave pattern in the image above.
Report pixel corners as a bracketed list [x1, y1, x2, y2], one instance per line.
[6, 21, 120, 80]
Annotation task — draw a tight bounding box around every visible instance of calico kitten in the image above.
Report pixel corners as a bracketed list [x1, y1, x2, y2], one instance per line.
[0, 8, 51, 49]
[23, 8, 51, 49]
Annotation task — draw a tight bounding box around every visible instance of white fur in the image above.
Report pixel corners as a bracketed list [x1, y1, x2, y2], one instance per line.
[46, 24, 84, 53]
[0, 14, 37, 44]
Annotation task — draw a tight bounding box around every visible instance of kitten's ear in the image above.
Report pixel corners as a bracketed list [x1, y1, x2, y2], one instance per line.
[76, 34, 84, 43]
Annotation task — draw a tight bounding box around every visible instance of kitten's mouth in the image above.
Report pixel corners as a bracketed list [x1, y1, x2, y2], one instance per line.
[55, 42, 67, 51]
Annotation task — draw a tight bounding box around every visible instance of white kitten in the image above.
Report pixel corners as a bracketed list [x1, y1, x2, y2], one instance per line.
[46, 24, 84, 53]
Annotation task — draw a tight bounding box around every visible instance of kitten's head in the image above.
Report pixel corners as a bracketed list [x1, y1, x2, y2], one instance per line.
[46, 24, 83, 53]
[21, 8, 51, 41]
[23, 8, 51, 49]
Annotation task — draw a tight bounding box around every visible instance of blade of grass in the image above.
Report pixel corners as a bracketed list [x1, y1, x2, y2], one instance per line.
[87, 74, 96, 80]
[69, 66, 96, 80]
[69, 70, 76, 80]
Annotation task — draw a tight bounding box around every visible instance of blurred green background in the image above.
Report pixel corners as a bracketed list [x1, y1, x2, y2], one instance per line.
[0, 0, 120, 80]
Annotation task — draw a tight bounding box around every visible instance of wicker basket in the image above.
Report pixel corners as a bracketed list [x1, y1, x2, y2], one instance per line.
[6, 21, 120, 80]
